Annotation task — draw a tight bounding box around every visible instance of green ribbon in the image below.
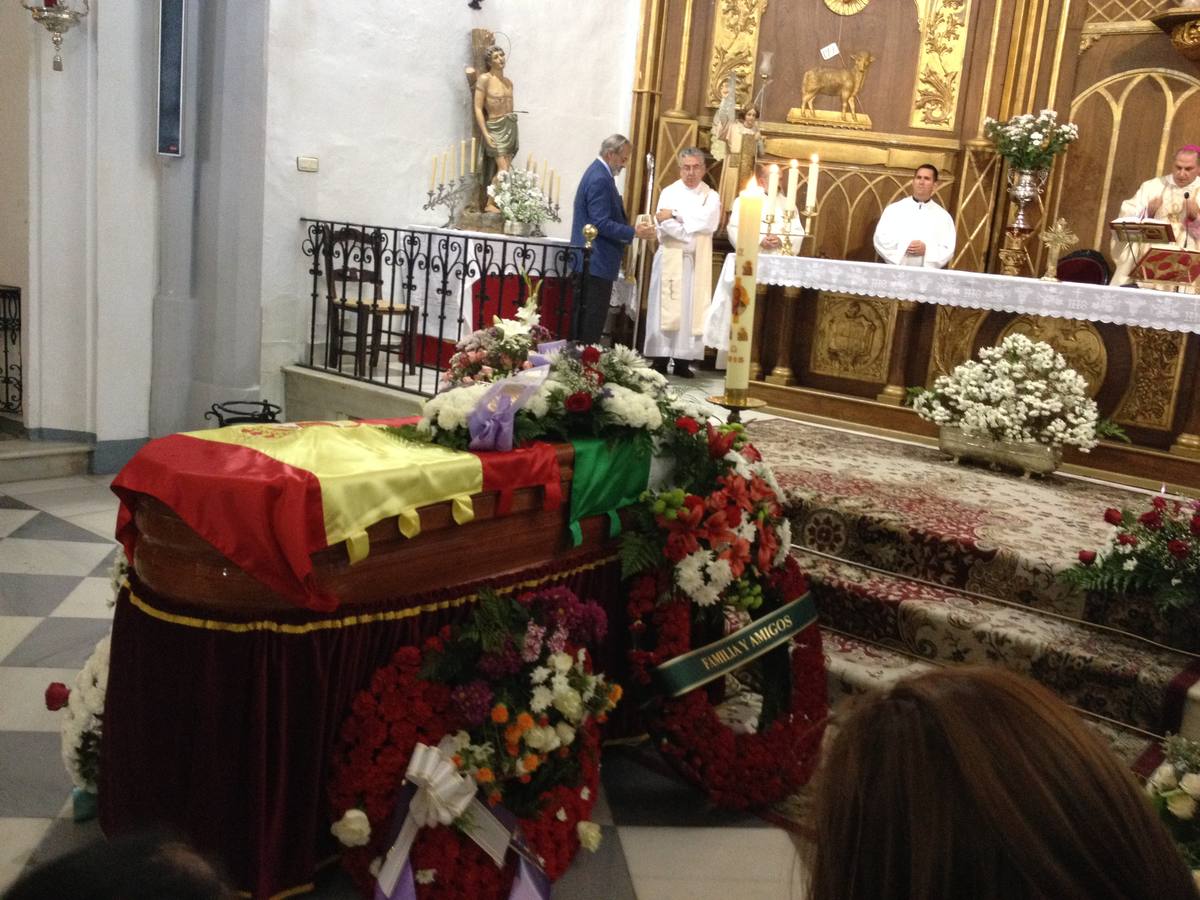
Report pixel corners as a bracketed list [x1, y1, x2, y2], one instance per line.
[654, 594, 818, 698]
[567, 437, 651, 546]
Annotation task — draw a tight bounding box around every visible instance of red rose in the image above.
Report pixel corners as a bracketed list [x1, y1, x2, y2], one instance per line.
[1117, 532, 1138, 546]
[1152, 495, 1168, 510]
[1103, 508, 1123, 526]
[1169, 539, 1191, 560]
[581, 346, 602, 365]
[1078, 550, 1096, 566]
[44, 682, 70, 711]
[1191, 515, 1200, 537]
[1138, 509, 1163, 529]
[565, 391, 593, 413]
[674, 416, 700, 435]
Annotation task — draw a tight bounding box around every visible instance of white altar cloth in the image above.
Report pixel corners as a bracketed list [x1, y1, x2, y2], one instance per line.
[754, 256, 1200, 334]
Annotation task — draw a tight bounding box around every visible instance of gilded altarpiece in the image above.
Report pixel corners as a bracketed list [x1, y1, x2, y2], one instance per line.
[706, 0, 769, 108]
[911, 0, 974, 131]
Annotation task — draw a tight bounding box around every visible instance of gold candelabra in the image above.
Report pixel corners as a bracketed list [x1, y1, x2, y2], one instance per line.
[21, 0, 89, 71]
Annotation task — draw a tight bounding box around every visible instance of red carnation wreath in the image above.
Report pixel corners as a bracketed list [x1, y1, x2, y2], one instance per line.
[623, 420, 828, 809]
[327, 587, 616, 899]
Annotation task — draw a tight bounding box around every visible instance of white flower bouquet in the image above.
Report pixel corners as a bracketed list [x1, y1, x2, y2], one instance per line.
[487, 168, 558, 225]
[910, 333, 1104, 450]
[983, 109, 1079, 171]
[1147, 734, 1200, 867]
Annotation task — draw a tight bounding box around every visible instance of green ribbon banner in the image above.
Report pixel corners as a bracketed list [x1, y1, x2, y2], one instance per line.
[653, 594, 818, 698]
[566, 437, 651, 547]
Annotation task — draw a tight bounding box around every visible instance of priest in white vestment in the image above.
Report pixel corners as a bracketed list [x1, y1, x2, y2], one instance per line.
[704, 166, 803, 367]
[873, 164, 956, 269]
[1109, 146, 1200, 286]
[644, 147, 722, 378]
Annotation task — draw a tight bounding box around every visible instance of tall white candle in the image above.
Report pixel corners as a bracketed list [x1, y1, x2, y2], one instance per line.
[786, 159, 799, 209]
[727, 178, 764, 399]
[764, 164, 779, 220]
[460, 140, 466, 179]
[430, 156, 437, 191]
[440, 151, 448, 185]
[805, 154, 820, 211]
[470, 137, 477, 174]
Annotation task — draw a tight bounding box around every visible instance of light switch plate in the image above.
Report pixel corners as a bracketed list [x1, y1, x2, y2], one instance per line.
[296, 156, 319, 173]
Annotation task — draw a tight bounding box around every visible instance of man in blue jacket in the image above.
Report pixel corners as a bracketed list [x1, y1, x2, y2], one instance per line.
[570, 134, 656, 343]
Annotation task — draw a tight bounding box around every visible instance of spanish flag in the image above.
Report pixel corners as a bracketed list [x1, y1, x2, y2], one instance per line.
[112, 419, 561, 611]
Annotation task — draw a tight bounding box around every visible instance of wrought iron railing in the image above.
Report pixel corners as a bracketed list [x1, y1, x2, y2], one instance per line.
[300, 219, 592, 397]
[0, 285, 21, 414]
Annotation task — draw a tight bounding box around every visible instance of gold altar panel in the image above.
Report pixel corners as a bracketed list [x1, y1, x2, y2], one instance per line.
[998, 316, 1108, 398]
[1085, 0, 1173, 25]
[926, 306, 989, 382]
[705, 0, 769, 109]
[1055, 66, 1200, 254]
[910, 0, 975, 132]
[652, 118, 700, 208]
[1113, 327, 1187, 430]
[951, 143, 1002, 271]
[809, 293, 898, 382]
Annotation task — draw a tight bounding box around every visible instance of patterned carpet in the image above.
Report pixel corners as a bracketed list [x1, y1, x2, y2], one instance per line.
[745, 417, 1199, 748]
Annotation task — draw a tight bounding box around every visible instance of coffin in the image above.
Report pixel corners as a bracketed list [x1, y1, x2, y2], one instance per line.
[99, 435, 634, 899]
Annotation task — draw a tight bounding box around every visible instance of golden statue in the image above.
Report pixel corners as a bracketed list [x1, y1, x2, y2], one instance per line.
[789, 51, 875, 129]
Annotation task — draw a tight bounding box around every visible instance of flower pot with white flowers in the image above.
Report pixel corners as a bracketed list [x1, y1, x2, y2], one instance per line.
[487, 168, 558, 237]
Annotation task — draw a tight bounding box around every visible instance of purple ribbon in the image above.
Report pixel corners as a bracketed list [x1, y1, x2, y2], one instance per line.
[466, 367, 550, 452]
[373, 781, 551, 900]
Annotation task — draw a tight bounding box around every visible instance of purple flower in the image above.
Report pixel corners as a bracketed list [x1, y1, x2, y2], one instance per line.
[450, 679, 494, 727]
[478, 640, 523, 679]
[546, 624, 568, 654]
[521, 621, 546, 662]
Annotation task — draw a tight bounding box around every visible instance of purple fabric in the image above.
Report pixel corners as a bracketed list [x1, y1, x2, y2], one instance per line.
[468, 392, 517, 452]
[537, 340, 568, 354]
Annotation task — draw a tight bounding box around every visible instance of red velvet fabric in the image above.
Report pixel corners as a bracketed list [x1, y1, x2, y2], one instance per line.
[471, 275, 574, 338]
[98, 553, 625, 900]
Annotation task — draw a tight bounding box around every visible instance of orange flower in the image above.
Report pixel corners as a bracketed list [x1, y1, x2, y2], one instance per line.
[488, 791, 502, 806]
[505, 724, 523, 745]
[516, 712, 535, 731]
[608, 684, 623, 703]
[452, 754, 463, 768]
[475, 767, 495, 784]
[522, 754, 541, 773]
[506, 743, 520, 757]
[491, 704, 509, 724]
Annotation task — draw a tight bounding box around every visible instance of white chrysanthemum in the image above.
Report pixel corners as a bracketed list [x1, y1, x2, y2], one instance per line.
[530, 685, 553, 714]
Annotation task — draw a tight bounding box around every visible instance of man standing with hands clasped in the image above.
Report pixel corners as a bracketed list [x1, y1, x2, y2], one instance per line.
[570, 134, 657, 343]
[873, 164, 956, 269]
[644, 147, 722, 378]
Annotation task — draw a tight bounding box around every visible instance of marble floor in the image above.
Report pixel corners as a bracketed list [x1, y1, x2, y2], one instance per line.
[0, 383, 810, 900]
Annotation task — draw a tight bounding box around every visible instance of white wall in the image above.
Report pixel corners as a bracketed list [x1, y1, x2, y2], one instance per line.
[258, 1, 642, 405]
[0, 3, 30, 301]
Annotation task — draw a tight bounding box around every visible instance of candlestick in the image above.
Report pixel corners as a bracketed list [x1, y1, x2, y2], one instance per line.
[786, 160, 799, 209]
[764, 164, 779, 220]
[725, 179, 764, 401]
[805, 154, 820, 212]
[470, 137, 477, 174]
[554, 172, 561, 205]
[430, 157, 437, 192]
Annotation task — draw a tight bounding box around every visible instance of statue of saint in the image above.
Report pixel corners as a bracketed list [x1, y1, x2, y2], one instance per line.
[474, 46, 518, 191]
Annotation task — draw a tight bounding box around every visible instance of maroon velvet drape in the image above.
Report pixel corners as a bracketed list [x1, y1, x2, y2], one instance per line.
[99, 552, 624, 900]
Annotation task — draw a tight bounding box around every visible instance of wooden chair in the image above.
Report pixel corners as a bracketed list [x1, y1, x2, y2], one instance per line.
[322, 226, 419, 377]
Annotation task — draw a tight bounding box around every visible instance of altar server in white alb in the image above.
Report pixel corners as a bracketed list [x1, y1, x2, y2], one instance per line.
[873, 164, 956, 268]
[1109, 145, 1200, 285]
[704, 164, 802, 366]
[644, 147, 722, 378]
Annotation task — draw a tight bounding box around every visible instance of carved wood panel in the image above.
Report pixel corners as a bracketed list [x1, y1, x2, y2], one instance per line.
[810, 292, 897, 381]
[1113, 327, 1187, 430]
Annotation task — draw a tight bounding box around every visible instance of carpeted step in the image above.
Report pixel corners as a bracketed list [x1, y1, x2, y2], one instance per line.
[821, 630, 935, 706]
[745, 418, 1196, 652]
[795, 547, 1200, 736]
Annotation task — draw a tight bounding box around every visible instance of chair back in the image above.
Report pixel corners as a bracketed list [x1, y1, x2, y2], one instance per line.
[1056, 249, 1110, 285]
[322, 226, 385, 303]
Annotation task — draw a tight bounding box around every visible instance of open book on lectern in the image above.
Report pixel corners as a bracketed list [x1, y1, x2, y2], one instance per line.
[1110, 217, 1176, 245]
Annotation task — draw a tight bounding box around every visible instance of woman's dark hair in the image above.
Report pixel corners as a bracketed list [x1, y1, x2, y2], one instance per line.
[4, 831, 234, 900]
[807, 667, 1198, 900]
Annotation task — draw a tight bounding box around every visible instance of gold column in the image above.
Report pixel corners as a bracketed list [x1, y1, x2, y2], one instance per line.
[664, 0, 695, 117]
[750, 284, 768, 381]
[625, 0, 668, 223]
[876, 300, 921, 404]
[765, 286, 801, 386]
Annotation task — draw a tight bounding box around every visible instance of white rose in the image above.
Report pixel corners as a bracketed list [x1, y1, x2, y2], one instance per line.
[553, 688, 584, 721]
[577, 820, 602, 852]
[550, 652, 573, 674]
[1151, 762, 1179, 791]
[555, 722, 576, 746]
[556, 807, 568, 822]
[331, 808, 371, 847]
[1181, 773, 1200, 799]
[1169, 792, 1198, 821]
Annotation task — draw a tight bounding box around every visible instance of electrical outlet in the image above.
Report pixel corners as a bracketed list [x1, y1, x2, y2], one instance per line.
[296, 156, 319, 173]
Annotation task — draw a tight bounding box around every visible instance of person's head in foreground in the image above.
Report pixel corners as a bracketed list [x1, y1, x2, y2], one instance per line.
[4, 830, 234, 900]
[806, 666, 1198, 900]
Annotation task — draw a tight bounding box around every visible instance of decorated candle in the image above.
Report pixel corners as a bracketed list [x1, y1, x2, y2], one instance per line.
[764, 164, 779, 219]
[786, 159, 799, 209]
[726, 178, 764, 401]
[805, 154, 820, 211]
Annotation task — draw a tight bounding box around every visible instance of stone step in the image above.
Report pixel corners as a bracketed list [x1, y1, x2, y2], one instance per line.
[796, 547, 1200, 737]
[0, 438, 92, 483]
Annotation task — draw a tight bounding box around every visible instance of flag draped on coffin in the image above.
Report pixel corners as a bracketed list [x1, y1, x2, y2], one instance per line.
[111, 419, 562, 612]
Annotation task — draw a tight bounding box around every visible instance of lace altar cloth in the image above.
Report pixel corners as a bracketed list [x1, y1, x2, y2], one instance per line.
[757, 256, 1200, 334]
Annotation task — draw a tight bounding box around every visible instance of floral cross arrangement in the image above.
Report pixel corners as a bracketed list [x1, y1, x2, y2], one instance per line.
[410, 294, 673, 452]
[1146, 734, 1200, 868]
[327, 585, 620, 898]
[983, 109, 1079, 172]
[1065, 494, 1200, 612]
[487, 168, 559, 225]
[910, 333, 1119, 451]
